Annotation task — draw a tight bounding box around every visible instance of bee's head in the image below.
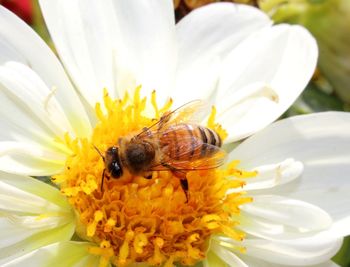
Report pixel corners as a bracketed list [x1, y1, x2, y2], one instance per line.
[105, 146, 123, 178]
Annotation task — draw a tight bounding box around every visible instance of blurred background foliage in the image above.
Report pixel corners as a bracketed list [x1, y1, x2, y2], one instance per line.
[0, 0, 349, 266]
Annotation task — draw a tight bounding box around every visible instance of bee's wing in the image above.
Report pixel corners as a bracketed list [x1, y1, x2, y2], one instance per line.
[136, 100, 208, 139]
[151, 134, 227, 171]
[163, 99, 208, 126]
[166, 145, 227, 170]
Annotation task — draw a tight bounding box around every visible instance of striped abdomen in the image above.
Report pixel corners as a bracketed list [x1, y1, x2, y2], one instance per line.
[159, 123, 222, 161]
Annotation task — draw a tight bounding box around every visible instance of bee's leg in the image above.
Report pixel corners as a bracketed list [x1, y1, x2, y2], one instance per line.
[142, 127, 151, 137]
[161, 162, 189, 202]
[143, 171, 153, 179]
[180, 178, 189, 203]
[100, 168, 106, 192]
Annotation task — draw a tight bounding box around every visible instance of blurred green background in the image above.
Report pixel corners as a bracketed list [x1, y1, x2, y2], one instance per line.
[0, 0, 349, 266]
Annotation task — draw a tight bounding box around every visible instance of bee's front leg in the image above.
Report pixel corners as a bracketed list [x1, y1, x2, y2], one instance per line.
[143, 171, 153, 180]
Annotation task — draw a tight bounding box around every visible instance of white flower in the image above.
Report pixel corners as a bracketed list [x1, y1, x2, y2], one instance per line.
[0, 1, 349, 267]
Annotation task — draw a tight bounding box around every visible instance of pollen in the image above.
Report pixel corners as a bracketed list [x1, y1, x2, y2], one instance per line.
[54, 87, 255, 266]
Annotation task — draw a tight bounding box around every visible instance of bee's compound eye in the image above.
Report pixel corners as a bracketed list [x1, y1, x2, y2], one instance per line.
[107, 146, 118, 155]
[110, 162, 123, 178]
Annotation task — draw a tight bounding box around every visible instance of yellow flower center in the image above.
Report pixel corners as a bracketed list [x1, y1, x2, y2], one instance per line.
[54, 87, 256, 267]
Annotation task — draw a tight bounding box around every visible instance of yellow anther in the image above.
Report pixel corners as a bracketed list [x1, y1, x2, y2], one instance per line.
[94, 210, 104, 221]
[221, 224, 245, 241]
[51, 174, 66, 183]
[159, 97, 173, 115]
[151, 90, 159, 118]
[133, 233, 148, 254]
[187, 246, 203, 260]
[35, 212, 66, 221]
[81, 174, 98, 195]
[149, 238, 166, 265]
[104, 218, 116, 233]
[239, 247, 247, 254]
[187, 233, 199, 243]
[163, 220, 184, 235]
[61, 187, 80, 197]
[227, 160, 240, 169]
[217, 240, 247, 254]
[225, 160, 258, 178]
[95, 103, 105, 122]
[100, 240, 111, 249]
[118, 240, 131, 265]
[226, 180, 246, 189]
[202, 214, 222, 223]
[206, 222, 221, 230]
[162, 183, 174, 197]
[87, 210, 104, 237]
[154, 237, 164, 248]
[164, 256, 175, 267]
[98, 257, 110, 267]
[207, 106, 228, 141]
[88, 242, 114, 267]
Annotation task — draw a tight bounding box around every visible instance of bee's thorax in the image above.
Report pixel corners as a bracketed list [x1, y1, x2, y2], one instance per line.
[125, 141, 156, 174]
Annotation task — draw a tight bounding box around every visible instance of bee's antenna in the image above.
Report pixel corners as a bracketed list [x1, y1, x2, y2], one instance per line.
[93, 145, 106, 192]
[93, 145, 105, 162]
[101, 168, 106, 192]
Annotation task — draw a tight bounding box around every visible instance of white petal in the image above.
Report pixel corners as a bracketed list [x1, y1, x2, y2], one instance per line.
[239, 254, 339, 267]
[0, 222, 75, 265]
[2, 242, 103, 267]
[0, 173, 75, 264]
[0, 172, 70, 211]
[231, 112, 350, 237]
[203, 250, 228, 267]
[39, 0, 177, 106]
[0, 6, 92, 175]
[210, 242, 248, 267]
[239, 195, 332, 240]
[109, 0, 177, 103]
[0, 141, 66, 176]
[0, 62, 74, 137]
[0, 6, 91, 138]
[0, 62, 71, 175]
[0, 216, 71, 249]
[174, 3, 271, 104]
[216, 24, 318, 142]
[243, 237, 342, 266]
[0, 179, 62, 214]
[215, 234, 342, 266]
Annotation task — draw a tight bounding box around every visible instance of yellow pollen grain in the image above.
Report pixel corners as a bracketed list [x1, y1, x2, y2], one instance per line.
[56, 88, 257, 266]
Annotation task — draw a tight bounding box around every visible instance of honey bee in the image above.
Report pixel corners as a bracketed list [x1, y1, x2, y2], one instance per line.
[95, 100, 226, 200]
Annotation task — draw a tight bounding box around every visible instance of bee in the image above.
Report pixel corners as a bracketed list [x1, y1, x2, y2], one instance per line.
[95, 100, 226, 200]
